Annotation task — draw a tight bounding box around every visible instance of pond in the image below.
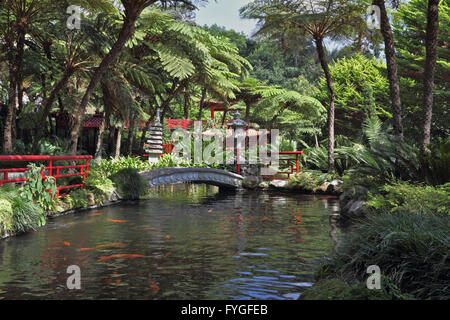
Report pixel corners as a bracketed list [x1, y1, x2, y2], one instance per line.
[0, 184, 342, 300]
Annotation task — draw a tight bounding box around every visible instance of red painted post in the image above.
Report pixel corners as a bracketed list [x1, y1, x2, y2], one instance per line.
[84, 159, 89, 180]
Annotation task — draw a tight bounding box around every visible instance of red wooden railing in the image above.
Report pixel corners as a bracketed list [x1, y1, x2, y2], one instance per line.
[260, 151, 303, 180]
[0, 155, 92, 197]
[166, 119, 207, 131]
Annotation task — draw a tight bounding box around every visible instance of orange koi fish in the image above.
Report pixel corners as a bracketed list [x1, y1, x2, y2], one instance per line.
[97, 254, 145, 262]
[80, 243, 125, 252]
[108, 219, 127, 223]
[63, 241, 71, 247]
[150, 282, 160, 293]
[141, 227, 156, 231]
[88, 213, 104, 217]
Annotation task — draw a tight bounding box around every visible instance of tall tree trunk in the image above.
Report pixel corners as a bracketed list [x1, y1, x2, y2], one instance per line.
[373, 0, 403, 137]
[421, 0, 440, 150]
[94, 115, 105, 161]
[3, 74, 16, 154]
[115, 127, 122, 159]
[127, 112, 136, 155]
[183, 91, 190, 119]
[160, 80, 187, 121]
[315, 37, 336, 173]
[108, 128, 116, 157]
[245, 101, 251, 123]
[68, 7, 143, 155]
[221, 104, 228, 126]
[198, 88, 207, 120]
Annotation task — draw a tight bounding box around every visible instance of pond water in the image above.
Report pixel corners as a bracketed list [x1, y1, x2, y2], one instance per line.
[0, 184, 342, 300]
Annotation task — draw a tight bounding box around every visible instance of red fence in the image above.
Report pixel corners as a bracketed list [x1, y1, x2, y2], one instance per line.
[260, 151, 303, 180]
[0, 155, 92, 197]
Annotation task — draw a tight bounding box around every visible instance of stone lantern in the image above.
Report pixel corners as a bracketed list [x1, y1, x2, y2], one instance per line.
[146, 108, 164, 164]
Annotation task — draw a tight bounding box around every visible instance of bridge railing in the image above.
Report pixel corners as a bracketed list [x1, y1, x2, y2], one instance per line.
[0, 155, 92, 197]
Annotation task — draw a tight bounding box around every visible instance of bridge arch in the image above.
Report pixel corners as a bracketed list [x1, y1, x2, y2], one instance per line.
[139, 167, 243, 189]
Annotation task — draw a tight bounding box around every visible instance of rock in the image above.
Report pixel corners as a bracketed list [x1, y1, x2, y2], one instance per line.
[342, 199, 355, 213]
[326, 179, 343, 194]
[243, 176, 262, 189]
[347, 200, 366, 218]
[106, 190, 120, 201]
[319, 182, 331, 192]
[269, 180, 289, 188]
[86, 193, 96, 206]
[258, 181, 269, 189]
[339, 192, 350, 203]
[331, 179, 343, 186]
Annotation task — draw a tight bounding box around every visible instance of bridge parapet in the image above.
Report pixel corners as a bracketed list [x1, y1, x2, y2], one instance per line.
[139, 167, 243, 189]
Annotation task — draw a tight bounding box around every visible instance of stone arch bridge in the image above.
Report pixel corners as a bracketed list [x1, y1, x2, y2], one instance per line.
[139, 167, 243, 189]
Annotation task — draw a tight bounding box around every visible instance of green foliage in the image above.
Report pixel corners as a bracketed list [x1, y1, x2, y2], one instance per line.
[110, 168, 149, 200]
[394, 0, 450, 141]
[0, 198, 13, 236]
[302, 145, 365, 176]
[316, 53, 391, 137]
[417, 139, 450, 185]
[0, 185, 45, 235]
[20, 164, 58, 211]
[95, 156, 153, 177]
[288, 172, 320, 192]
[366, 182, 450, 215]
[300, 278, 397, 300]
[150, 153, 189, 169]
[66, 189, 88, 209]
[319, 211, 450, 300]
[84, 168, 116, 198]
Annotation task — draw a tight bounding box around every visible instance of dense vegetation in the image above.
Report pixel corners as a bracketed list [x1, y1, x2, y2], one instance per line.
[0, 0, 448, 300]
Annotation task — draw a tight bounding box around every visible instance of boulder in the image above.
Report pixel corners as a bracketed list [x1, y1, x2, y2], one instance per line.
[319, 182, 331, 192]
[326, 179, 343, 194]
[269, 180, 289, 188]
[87, 193, 96, 206]
[347, 200, 366, 218]
[258, 181, 269, 189]
[243, 176, 262, 189]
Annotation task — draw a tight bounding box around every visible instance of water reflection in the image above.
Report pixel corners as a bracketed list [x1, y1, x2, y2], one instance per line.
[0, 183, 341, 300]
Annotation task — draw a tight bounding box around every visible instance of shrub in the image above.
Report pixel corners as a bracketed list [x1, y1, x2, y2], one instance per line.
[366, 182, 450, 215]
[110, 168, 149, 200]
[21, 163, 58, 211]
[0, 198, 13, 236]
[66, 189, 88, 209]
[94, 156, 153, 178]
[319, 211, 450, 300]
[0, 185, 45, 234]
[300, 278, 396, 300]
[84, 167, 116, 198]
[417, 139, 450, 185]
[288, 172, 320, 192]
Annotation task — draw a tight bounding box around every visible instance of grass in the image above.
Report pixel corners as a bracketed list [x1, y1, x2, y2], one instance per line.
[318, 210, 450, 300]
[0, 185, 46, 235]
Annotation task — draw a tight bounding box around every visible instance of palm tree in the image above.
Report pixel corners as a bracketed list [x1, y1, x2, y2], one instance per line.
[235, 77, 285, 122]
[373, 0, 404, 138]
[421, 0, 440, 150]
[241, 0, 368, 172]
[68, 0, 198, 155]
